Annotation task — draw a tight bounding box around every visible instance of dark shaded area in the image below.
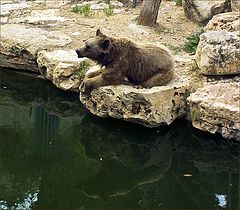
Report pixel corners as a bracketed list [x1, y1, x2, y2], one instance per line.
[0, 69, 239, 210]
[0, 68, 84, 117]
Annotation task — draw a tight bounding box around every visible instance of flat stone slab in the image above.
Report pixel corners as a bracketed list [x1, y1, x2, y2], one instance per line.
[1, 2, 31, 16]
[37, 50, 94, 92]
[188, 82, 240, 140]
[80, 66, 190, 127]
[32, 0, 70, 8]
[73, 1, 123, 10]
[10, 9, 68, 25]
[0, 24, 72, 72]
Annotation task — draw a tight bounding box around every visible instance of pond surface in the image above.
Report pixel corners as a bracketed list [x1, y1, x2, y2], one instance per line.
[0, 69, 239, 210]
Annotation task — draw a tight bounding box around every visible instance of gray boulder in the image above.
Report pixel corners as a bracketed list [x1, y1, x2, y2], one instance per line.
[195, 30, 240, 75]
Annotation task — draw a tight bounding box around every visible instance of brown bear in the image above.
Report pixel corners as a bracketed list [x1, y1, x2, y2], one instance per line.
[76, 29, 174, 94]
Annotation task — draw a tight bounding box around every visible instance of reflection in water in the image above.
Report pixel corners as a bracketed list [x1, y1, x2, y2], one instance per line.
[33, 106, 60, 158]
[0, 69, 239, 209]
[215, 194, 227, 208]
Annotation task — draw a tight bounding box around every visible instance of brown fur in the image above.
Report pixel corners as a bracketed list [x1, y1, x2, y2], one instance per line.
[76, 29, 174, 94]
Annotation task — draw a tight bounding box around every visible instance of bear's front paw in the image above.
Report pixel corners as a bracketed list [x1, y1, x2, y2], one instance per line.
[81, 80, 95, 96]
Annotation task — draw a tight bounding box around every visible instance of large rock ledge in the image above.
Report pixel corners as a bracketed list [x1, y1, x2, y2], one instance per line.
[0, 24, 72, 72]
[80, 70, 190, 127]
[188, 82, 240, 140]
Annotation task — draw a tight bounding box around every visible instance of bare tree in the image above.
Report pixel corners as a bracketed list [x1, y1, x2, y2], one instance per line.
[137, 0, 162, 26]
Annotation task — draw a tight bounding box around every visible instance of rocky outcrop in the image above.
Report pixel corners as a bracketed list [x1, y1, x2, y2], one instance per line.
[188, 82, 240, 140]
[37, 50, 94, 92]
[80, 66, 191, 127]
[0, 24, 72, 72]
[195, 30, 240, 75]
[189, 11, 240, 140]
[205, 12, 240, 33]
[182, 0, 231, 23]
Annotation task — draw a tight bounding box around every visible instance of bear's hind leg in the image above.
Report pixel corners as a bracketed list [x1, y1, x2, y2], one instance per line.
[142, 71, 173, 88]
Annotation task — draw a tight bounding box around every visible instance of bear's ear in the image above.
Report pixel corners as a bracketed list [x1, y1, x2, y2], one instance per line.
[101, 39, 110, 50]
[96, 29, 104, 37]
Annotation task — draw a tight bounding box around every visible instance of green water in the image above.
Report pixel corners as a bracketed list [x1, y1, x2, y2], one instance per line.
[0, 69, 239, 210]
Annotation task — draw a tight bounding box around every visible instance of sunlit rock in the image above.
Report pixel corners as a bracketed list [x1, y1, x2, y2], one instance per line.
[0, 24, 72, 72]
[195, 30, 240, 75]
[34, 0, 70, 8]
[205, 12, 240, 33]
[80, 66, 191, 127]
[182, 0, 231, 23]
[0, 1, 31, 16]
[37, 50, 94, 92]
[72, 0, 123, 10]
[0, 16, 8, 24]
[188, 82, 240, 140]
[10, 9, 69, 25]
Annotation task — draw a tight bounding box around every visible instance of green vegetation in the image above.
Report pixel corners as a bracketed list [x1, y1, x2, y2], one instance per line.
[103, 5, 114, 16]
[184, 32, 202, 54]
[191, 108, 201, 122]
[72, 3, 114, 17]
[78, 60, 91, 72]
[174, 0, 182, 6]
[72, 5, 92, 17]
[74, 60, 92, 79]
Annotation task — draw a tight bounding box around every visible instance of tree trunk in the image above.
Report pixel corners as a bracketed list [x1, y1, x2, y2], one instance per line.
[137, 0, 162, 26]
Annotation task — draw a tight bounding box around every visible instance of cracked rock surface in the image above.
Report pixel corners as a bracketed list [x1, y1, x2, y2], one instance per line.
[195, 30, 240, 76]
[188, 82, 240, 140]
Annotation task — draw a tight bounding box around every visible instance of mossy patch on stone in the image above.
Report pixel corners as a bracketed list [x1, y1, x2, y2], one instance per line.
[191, 107, 201, 122]
[73, 60, 92, 79]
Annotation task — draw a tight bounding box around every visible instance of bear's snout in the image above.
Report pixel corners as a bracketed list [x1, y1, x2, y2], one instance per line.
[76, 49, 82, 58]
[75, 49, 85, 58]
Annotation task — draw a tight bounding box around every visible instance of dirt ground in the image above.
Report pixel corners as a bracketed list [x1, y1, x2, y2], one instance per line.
[66, 0, 201, 54]
[7, 0, 201, 56]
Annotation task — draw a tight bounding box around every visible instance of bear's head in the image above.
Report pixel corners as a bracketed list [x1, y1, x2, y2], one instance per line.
[76, 29, 113, 65]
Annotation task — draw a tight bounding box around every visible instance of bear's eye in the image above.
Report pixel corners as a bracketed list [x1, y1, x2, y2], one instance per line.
[86, 45, 91, 49]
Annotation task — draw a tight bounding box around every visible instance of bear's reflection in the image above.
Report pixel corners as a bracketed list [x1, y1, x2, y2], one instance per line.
[78, 116, 176, 199]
